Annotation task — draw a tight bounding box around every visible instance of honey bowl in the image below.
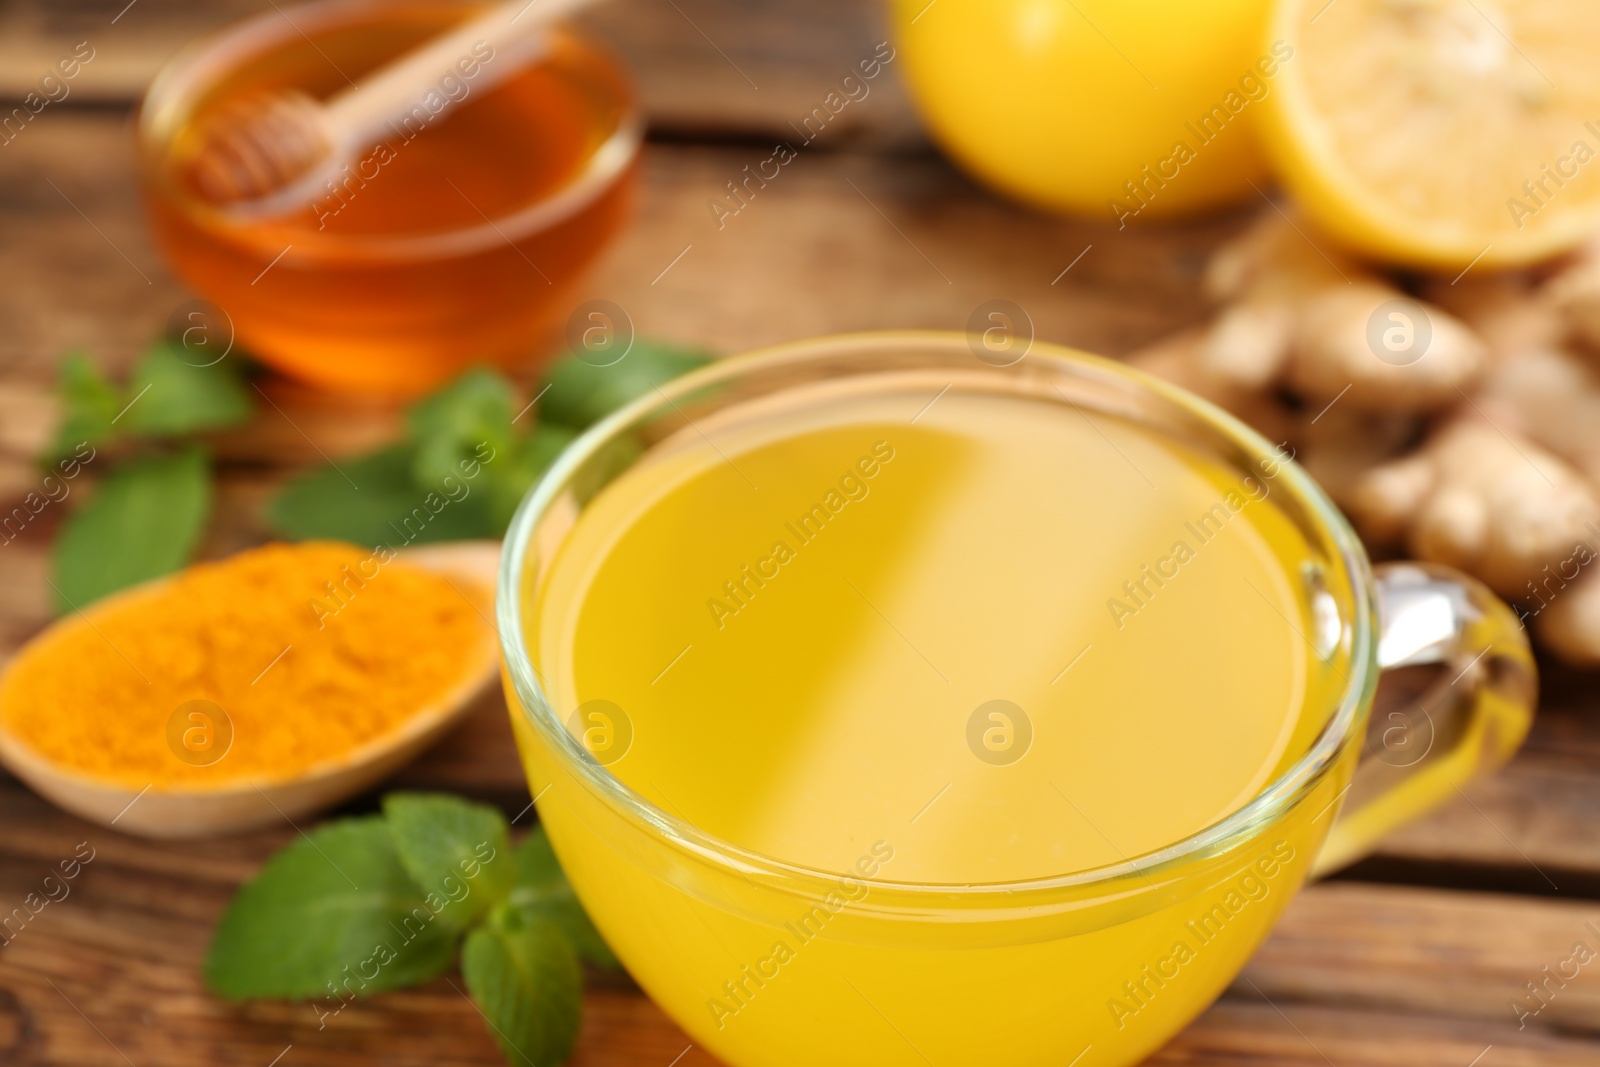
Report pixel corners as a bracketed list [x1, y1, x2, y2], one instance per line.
[138, 0, 642, 397]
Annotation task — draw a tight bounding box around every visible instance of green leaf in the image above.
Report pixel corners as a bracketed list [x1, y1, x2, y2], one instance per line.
[204, 816, 456, 1000]
[538, 341, 714, 430]
[382, 793, 516, 930]
[49, 446, 211, 612]
[122, 338, 253, 437]
[408, 368, 517, 490]
[503, 828, 617, 969]
[486, 423, 578, 532]
[462, 916, 582, 1067]
[50, 351, 120, 460]
[569, 433, 643, 509]
[266, 444, 500, 545]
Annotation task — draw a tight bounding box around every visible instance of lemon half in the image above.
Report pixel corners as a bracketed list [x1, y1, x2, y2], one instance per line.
[1262, 0, 1600, 269]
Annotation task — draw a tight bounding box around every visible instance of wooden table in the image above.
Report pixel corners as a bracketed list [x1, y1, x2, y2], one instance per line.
[3, 2, 1599, 1064]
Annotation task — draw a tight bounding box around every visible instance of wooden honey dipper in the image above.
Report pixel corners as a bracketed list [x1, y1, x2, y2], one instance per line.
[188, 0, 592, 211]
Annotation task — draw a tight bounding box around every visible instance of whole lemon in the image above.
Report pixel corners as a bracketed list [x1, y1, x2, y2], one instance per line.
[889, 0, 1279, 225]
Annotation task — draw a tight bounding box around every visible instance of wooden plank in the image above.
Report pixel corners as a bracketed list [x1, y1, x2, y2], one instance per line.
[386, 687, 531, 809]
[0, 105, 1227, 676]
[0, 112, 180, 381]
[0, 0, 922, 143]
[1154, 1002, 1586, 1067]
[1368, 662, 1600, 885]
[0, 783, 1594, 1065]
[0, 110, 1220, 397]
[1240, 881, 1600, 1031]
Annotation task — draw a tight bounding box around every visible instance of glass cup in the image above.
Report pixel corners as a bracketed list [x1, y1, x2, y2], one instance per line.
[497, 331, 1535, 1067]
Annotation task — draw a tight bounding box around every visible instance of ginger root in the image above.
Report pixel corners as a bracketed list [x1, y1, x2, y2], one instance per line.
[1549, 239, 1600, 356]
[1477, 347, 1600, 488]
[1533, 570, 1600, 666]
[1196, 213, 1486, 412]
[1124, 327, 1298, 448]
[1448, 330, 1600, 664]
[1348, 416, 1600, 598]
[1128, 205, 1600, 665]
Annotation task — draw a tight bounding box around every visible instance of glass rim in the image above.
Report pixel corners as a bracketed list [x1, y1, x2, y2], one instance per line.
[136, 0, 643, 263]
[497, 330, 1379, 905]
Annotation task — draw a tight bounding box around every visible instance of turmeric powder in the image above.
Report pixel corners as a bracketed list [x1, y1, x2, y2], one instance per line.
[0, 541, 491, 787]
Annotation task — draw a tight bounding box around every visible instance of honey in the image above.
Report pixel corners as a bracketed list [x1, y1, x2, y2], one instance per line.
[139, 0, 640, 396]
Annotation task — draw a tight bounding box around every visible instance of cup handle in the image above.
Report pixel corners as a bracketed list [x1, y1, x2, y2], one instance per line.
[1311, 561, 1538, 877]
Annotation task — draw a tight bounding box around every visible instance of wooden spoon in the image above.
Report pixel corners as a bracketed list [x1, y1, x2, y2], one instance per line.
[190, 0, 592, 210]
[0, 541, 502, 840]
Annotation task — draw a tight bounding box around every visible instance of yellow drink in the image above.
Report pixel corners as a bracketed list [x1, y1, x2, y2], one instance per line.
[513, 366, 1358, 1065]
[539, 389, 1338, 880]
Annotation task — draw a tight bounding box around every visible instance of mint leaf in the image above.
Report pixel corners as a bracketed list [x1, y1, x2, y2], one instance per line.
[486, 423, 578, 531]
[204, 816, 456, 1000]
[570, 434, 643, 509]
[266, 444, 499, 545]
[122, 338, 252, 437]
[463, 916, 581, 1067]
[382, 794, 515, 930]
[49, 446, 210, 611]
[50, 351, 120, 459]
[538, 341, 714, 429]
[504, 828, 617, 969]
[408, 369, 517, 490]
[266, 366, 592, 545]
